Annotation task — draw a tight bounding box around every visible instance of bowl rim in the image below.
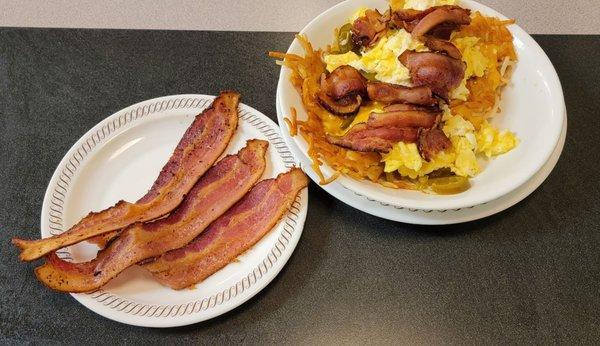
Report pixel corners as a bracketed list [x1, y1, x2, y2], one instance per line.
[276, 0, 566, 210]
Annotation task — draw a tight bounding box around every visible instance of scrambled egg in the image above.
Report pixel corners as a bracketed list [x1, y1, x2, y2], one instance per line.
[383, 142, 456, 179]
[382, 110, 518, 179]
[323, 51, 360, 72]
[324, 29, 426, 86]
[454, 37, 488, 78]
[476, 120, 520, 158]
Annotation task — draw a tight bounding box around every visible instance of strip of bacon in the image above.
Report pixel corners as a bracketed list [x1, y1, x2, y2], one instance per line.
[327, 124, 418, 152]
[367, 108, 440, 129]
[352, 9, 390, 48]
[13, 91, 240, 261]
[366, 82, 437, 106]
[392, 5, 470, 39]
[34, 140, 268, 293]
[143, 168, 308, 290]
[317, 66, 366, 116]
[418, 127, 452, 161]
[411, 6, 471, 38]
[424, 37, 462, 60]
[399, 50, 465, 100]
[392, 7, 435, 30]
[318, 93, 363, 116]
[320, 65, 367, 100]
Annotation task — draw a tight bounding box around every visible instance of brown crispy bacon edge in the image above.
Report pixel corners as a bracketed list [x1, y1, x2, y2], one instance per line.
[417, 127, 451, 161]
[366, 82, 437, 106]
[327, 124, 419, 152]
[351, 9, 390, 48]
[399, 50, 465, 100]
[143, 168, 308, 290]
[367, 109, 440, 129]
[13, 91, 240, 261]
[410, 6, 471, 38]
[392, 5, 470, 39]
[34, 140, 268, 293]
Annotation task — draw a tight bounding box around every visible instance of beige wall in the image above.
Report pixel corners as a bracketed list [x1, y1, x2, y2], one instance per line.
[0, 0, 598, 34]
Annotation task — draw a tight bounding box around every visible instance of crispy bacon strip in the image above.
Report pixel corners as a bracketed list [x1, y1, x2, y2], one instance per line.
[34, 140, 268, 293]
[318, 66, 366, 116]
[367, 82, 437, 106]
[318, 93, 362, 116]
[367, 108, 440, 129]
[352, 9, 390, 47]
[392, 7, 435, 30]
[143, 168, 308, 290]
[399, 50, 465, 100]
[418, 127, 451, 161]
[411, 6, 471, 38]
[320, 65, 367, 100]
[392, 5, 470, 39]
[13, 91, 241, 261]
[327, 124, 418, 152]
[424, 37, 462, 60]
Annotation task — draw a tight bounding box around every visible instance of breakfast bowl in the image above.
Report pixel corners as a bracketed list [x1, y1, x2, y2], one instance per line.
[275, 0, 565, 211]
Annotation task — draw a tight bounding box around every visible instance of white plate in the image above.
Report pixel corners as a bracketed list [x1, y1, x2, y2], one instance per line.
[278, 95, 566, 224]
[40, 94, 308, 327]
[276, 0, 566, 211]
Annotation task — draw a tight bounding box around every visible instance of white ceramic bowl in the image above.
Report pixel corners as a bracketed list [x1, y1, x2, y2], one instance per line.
[276, 0, 565, 211]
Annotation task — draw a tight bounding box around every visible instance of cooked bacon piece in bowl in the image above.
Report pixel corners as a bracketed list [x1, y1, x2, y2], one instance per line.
[352, 9, 390, 47]
[424, 36, 462, 60]
[399, 50, 465, 100]
[327, 124, 419, 152]
[417, 127, 452, 161]
[321, 65, 367, 99]
[367, 106, 440, 129]
[367, 82, 437, 105]
[392, 5, 471, 39]
[317, 65, 367, 115]
[411, 6, 471, 38]
[318, 93, 363, 115]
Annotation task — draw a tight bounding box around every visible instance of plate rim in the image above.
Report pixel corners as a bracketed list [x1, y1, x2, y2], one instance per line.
[39, 94, 308, 328]
[275, 0, 566, 211]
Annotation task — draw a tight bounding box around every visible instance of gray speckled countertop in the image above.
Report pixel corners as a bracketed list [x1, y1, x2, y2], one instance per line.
[0, 29, 599, 344]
